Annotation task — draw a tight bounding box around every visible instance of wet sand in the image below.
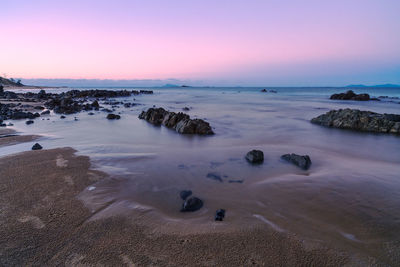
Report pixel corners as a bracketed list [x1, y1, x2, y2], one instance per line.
[0, 129, 39, 147]
[0, 146, 351, 266]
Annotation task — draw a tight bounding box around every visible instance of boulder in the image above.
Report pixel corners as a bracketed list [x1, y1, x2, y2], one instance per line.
[32, 143, 43, 150]
[311, 109, 400, 134]
[181, 197, 203, 212]
[215, 209, 226, 221]
[245, 150, 264, 163]
[281, 153, 312, 170]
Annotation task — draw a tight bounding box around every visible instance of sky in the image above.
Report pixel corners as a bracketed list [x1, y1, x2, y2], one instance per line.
[1, 0, 400, 86]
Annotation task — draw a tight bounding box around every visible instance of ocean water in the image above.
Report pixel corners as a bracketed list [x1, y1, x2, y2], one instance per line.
[3, 87, 400, 262]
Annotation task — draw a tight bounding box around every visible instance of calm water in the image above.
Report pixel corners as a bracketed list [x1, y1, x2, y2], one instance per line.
[3, 87, 400, 263]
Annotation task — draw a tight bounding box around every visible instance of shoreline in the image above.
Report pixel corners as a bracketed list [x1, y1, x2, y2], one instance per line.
[0, 138, 354, 266]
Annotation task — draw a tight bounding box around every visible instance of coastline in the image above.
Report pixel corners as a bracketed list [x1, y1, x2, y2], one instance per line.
[0, 139, 353, 266]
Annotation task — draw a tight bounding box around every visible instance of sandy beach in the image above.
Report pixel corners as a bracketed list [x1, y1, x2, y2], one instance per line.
[0, 139, 350, 266]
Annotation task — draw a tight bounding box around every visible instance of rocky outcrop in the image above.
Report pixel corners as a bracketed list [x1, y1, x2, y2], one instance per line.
[281, 154, 312, 170]
[139, 108, 214, 135]
[330, 90, 373, 101]
[245, 150, 264, 163]
[311, 109, 400, 134]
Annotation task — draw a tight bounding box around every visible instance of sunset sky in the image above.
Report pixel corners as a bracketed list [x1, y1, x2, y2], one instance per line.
[2, 0, 400, 86]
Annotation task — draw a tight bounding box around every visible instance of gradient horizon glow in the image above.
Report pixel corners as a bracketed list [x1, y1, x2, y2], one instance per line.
[2, 0, 400, 86]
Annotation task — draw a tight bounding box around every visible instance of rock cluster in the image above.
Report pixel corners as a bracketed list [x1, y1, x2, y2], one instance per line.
[330, 90, 374, 101]
[139, 107, 214, 135]
[311, 109, 400, 134]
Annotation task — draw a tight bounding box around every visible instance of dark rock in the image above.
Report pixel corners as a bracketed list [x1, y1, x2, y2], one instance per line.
[182, 107, 190, 111]
[60, 115, 66, 119]
[261, 89, 267, 92]
[32, 143, 42, 150]
[245, 150, 264, 163]
[106, 114, 121, 120]
[88, 112, 95, 115]
[0, 85, 3, 94]
[311, 109, 400, 134]
[181, 197, 203, 212]
[34, 106, 45, 110]
[215, 209, 226, 221]
[91, 100, 100, 109]
[41, 110, 50, 115]
[330, 90, 370, 101]
[37, 90, 47, 99]
[179, 190, 192, 200]
[281, 153, 312, 170]
[228, 180, 243, 183]
[206, 172, 223, 182]
[139, 107, 214, 135]
[25, 120, 34, 125]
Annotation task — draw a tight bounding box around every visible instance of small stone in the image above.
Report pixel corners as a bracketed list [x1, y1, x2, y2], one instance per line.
[281, 153, 312, 170]
[32, 143, 43, 150]
[60, 115, 66, 119]
[215, 209, 225, 221]
[179, 190, 192, 200]
[246, 150, 264, 163]
[107, 114, 121, 120]
[26, 120, 34, 125]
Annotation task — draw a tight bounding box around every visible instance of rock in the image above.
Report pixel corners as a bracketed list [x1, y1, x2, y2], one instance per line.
[91, 100, 100, 109]
[215, 209, 226, 221]
[261, 89, 268, 92]
[32, 143, 43, 150]
[106, 114, 121, 120]
[34, 106, 45, 110]
[139, 108, 214, 135]
[281, 153, 312, 170]
[179, 190, 192, 200]
[37, 90, 47, 99]
[181, 197, 203, 212]
[182, 107, 190, 111]
[60, 115, 66, 119]
[245, 150, 264, 163]
[311, 109, 400, 134]
[88, 112, 95, 115]
[206, 172, 223, 182]
[228, 179, 243, 183]
[0, 85, 3, 95]
[330, 90, 370, 101]
[25, 120, 34, 125]
[41, 110, 50, 115]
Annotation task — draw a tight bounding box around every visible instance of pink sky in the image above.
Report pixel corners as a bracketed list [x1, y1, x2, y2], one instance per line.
[1, 0, 400, 85]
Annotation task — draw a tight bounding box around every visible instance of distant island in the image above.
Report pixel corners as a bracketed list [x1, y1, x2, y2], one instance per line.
[346, 84, 400, 88]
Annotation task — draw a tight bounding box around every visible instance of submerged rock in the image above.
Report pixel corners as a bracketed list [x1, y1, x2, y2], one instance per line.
[206, 172, 223, 182]
[215, 209, 226, 221]
[245, 150, 264, 163]
[32, 143, 43, 150]
[330, 90, 371, 101]
[106, 114, 121, 120]
[179, 190, 192, 200]
[181, 197, 203, 212]
[311, 109, 400, 134]
[139, 107, 214, 135]
[281, 153, 312, 170]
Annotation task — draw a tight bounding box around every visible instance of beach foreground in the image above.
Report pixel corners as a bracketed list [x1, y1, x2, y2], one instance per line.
[0, 139, 349, 266]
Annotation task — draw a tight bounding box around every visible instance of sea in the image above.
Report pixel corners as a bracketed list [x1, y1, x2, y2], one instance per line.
[2, 86, 400, 261]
